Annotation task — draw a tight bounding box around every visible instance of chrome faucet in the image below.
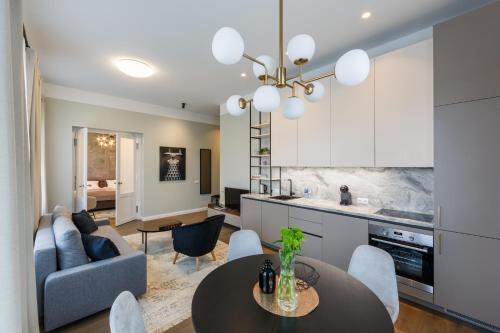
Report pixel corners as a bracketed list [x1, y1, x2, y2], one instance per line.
[287, 179, 294, 197]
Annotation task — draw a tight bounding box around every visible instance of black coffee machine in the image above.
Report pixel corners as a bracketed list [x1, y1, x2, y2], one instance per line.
[340, 185, 352, 206]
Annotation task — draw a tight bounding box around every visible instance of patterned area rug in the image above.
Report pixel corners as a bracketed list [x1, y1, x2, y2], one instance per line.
[124, 232, 228, 333]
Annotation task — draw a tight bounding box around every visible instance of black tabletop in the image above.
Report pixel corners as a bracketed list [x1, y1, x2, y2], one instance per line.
[192, 254, 394, 333]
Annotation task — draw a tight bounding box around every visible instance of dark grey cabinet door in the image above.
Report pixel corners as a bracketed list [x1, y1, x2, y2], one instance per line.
[300, 233, 323, 261]
[261, 202, 288, 245]
[322, 213, 368, 271]
[434, 2, 500, 106]
[241, 199, 262, 237]
[434, 230, 500, 327]
[434, 97, 500, 238]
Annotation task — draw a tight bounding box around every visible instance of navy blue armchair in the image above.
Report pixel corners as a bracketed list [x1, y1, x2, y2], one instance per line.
[172, 214, 225, 270]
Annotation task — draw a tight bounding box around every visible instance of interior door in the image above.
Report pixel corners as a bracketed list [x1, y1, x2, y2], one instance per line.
[74, 128, 88, 212]
[115, 133, 137, 225]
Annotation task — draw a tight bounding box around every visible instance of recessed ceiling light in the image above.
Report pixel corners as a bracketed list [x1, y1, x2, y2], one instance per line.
[241, 73, 247, 77]
[116, 58, 154, 78]
[361, 12, 371, 19]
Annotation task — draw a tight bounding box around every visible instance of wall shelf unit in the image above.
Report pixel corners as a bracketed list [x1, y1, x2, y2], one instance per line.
[249, 102, 281, 195]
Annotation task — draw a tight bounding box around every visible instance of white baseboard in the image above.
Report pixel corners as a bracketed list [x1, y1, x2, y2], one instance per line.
[139, 207, 208, 221]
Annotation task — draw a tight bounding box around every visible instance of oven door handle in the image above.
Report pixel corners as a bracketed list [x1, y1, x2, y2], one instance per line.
[371, 237, 429, 253]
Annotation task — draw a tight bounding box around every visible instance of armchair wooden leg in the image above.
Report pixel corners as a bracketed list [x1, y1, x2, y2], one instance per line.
[211, 251, 216, 261]
[173, 252, 179, 264]
[196, 257, 200, 271]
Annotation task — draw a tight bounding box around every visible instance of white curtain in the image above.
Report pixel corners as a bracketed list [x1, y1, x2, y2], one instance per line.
[0, 0, 40, 331]
[26, 47, 44, 229]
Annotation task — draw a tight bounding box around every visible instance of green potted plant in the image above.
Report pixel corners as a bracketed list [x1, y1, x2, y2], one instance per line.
[259, 147, 270, 155]
[275, 227, 304, 311]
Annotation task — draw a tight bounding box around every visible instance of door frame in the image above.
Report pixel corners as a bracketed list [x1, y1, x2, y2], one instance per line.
[72, 127, 144, 221]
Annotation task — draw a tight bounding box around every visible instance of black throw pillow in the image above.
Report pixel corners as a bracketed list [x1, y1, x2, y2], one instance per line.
[81, 234, 120, 261]
[72, 210, 98, 234]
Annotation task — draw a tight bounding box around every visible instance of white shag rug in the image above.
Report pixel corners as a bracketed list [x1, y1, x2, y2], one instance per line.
[124, 232, 228, 333]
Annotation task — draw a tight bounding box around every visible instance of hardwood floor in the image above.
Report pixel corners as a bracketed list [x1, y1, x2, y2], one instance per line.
[46, 211, 485, 333]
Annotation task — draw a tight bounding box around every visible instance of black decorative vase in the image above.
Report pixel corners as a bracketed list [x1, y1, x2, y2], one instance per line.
[259, 259, 276, 294]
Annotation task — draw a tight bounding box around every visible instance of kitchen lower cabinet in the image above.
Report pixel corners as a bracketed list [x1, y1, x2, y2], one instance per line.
[322, 213, 368, 271]
[261, 202, 289, 246]
[300, 233, 323, 261]
[241, 198, 262, 237]
[434, 230, 500, 328]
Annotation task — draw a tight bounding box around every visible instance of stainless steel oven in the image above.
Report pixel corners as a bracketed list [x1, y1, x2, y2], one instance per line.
[369, 222, 434, 300]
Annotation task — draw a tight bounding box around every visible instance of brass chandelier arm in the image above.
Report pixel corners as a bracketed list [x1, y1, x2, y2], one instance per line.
[242, 53, 277, 83]
[302, 70, 336, 84]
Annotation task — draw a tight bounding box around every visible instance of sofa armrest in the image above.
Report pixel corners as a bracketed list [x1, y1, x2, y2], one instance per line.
[43, 251, 146, 331]
[95, 218, 110, 226]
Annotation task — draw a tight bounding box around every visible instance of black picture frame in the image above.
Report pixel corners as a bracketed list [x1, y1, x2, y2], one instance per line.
[200, 149, 211, 194]
[159, 147, 186, 181]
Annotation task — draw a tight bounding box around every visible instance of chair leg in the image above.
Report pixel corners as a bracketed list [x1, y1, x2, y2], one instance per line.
[196, 257, 200, 271]
[211, 251, 216, 261]
[173, 252, 179, 264]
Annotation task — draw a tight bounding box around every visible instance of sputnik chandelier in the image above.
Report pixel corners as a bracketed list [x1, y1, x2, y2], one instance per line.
[96, 135, 115, 148]
[212, 0, 370, 119]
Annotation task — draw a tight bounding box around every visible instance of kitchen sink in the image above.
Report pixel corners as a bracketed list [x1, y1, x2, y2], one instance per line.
[269, 195, 300, 201]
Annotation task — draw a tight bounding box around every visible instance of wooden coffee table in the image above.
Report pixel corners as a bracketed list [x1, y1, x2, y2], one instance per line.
[137, 220, 182, 254]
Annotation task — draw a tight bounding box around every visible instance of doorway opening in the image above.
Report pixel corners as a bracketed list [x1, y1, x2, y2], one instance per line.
[73, 127, 142, 226]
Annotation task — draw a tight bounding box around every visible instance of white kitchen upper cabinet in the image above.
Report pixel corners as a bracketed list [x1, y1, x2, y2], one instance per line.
[297, 77, 332, 167]
[271, 89, 297, 167]
[374, 39, 434, 167]
[331, 60, 375, 167]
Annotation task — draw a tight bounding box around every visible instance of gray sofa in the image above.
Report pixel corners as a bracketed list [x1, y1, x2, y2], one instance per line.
[34, 208, 147, 331]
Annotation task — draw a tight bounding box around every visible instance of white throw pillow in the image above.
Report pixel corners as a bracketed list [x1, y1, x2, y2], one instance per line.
[87, 180, 99, 189]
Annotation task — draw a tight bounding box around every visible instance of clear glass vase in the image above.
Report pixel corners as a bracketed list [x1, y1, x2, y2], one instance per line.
[277, 249, 298, 311]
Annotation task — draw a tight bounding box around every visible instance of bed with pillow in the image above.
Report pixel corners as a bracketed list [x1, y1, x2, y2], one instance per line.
[87, 179, 116, 210]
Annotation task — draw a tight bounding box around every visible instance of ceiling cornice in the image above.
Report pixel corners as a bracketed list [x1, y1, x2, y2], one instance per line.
[43, 83, 219, 126]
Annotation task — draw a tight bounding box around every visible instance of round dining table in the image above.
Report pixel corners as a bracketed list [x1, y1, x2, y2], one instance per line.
[191, 254, 394, 333]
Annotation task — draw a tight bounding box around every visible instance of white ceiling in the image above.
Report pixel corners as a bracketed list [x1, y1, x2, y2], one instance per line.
[24, 0, 492, 115]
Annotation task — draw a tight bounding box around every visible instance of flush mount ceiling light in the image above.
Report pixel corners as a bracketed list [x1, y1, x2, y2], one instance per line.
[362, 12, 372, 19]
[212, 0, 370, 119]
[116, 58, 154, 78]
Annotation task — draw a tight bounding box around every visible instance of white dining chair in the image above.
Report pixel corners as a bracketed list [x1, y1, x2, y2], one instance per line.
[110, 291, 147, 333]
[227, 229, 263, 262]
[348, 245, 399, 324]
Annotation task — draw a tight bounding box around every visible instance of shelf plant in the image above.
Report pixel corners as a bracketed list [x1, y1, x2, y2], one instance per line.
[275, 227, 305, 311]
[259, 147, 270, 155]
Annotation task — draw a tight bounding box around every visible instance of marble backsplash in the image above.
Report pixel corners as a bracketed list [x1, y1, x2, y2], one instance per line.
[280, 167, 434, 214]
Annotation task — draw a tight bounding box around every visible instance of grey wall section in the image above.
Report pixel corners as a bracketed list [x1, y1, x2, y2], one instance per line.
[44, 98, 220, 217]
[219, 112, 249, 204]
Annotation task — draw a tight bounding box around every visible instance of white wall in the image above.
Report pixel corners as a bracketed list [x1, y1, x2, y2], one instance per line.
[219, 103, 249, 204]
[44, 98, 220, 219]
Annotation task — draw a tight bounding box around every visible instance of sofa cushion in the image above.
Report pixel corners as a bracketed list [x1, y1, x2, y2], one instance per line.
[52, 205, 71, 222]
[91, 226, 135, 256]
[81, 234, 120, 261]
[53, 216, 89, 269]
[72, 210, 98, 234]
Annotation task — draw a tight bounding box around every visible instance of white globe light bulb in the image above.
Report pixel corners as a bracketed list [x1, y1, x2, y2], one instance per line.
[253, 85, 280, 113]
[252, 55, 276, 79]
[212, 27, 245, 65]
[304, 81, 325, 103]
[226, 95, 246, 116]
[283, 96, 305, 120]
[335, 49, 370, 86]
[287, 34, 315, 65]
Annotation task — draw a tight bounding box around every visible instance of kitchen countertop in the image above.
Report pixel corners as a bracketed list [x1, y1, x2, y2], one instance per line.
[241, 193, 434, 230]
